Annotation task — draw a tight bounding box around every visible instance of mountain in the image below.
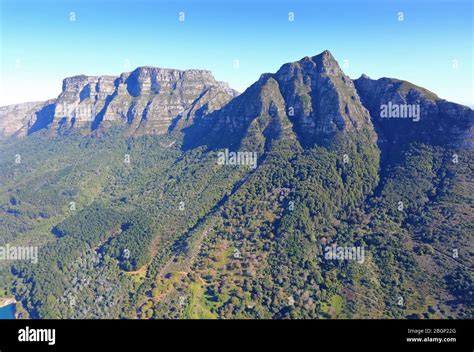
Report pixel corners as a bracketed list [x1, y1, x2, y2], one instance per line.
[184, 50, 375, 151]
[0, 50, 472, 320]
[354, 75, 473, 162]
[0, 67, 237, 138]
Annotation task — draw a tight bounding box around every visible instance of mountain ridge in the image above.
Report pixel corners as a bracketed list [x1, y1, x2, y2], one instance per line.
[1, 50, 472, 152]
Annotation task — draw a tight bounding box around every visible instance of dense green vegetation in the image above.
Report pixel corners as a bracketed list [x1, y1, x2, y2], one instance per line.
[0, 121, 471, 319]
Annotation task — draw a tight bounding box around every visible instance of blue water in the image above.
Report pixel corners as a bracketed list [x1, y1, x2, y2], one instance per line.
[0, 303, 15, 319]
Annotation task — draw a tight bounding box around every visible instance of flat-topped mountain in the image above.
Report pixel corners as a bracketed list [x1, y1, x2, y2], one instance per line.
[0, 67, 237, 138]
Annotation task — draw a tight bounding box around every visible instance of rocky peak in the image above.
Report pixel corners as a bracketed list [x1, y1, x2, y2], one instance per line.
[184, 50, 375, 150]
[268, 50, 374, 146]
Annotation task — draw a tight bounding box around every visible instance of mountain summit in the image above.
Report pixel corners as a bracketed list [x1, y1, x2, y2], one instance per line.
[184, 51, 377, 150]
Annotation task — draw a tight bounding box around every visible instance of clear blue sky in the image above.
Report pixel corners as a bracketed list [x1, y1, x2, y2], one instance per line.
[0, 0, 472, 107]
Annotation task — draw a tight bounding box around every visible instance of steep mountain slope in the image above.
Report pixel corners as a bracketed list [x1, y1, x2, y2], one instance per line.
[184, 50, 375, 151]
[354, 75, 473, 164]
[0, 50, 472, 319]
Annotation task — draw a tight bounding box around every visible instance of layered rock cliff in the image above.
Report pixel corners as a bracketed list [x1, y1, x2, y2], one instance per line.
[0, 67, 238, 138]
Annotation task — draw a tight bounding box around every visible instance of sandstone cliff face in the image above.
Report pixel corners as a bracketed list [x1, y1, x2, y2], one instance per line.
[51, 75, 117, 131]
[0, 67, 238, 138]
